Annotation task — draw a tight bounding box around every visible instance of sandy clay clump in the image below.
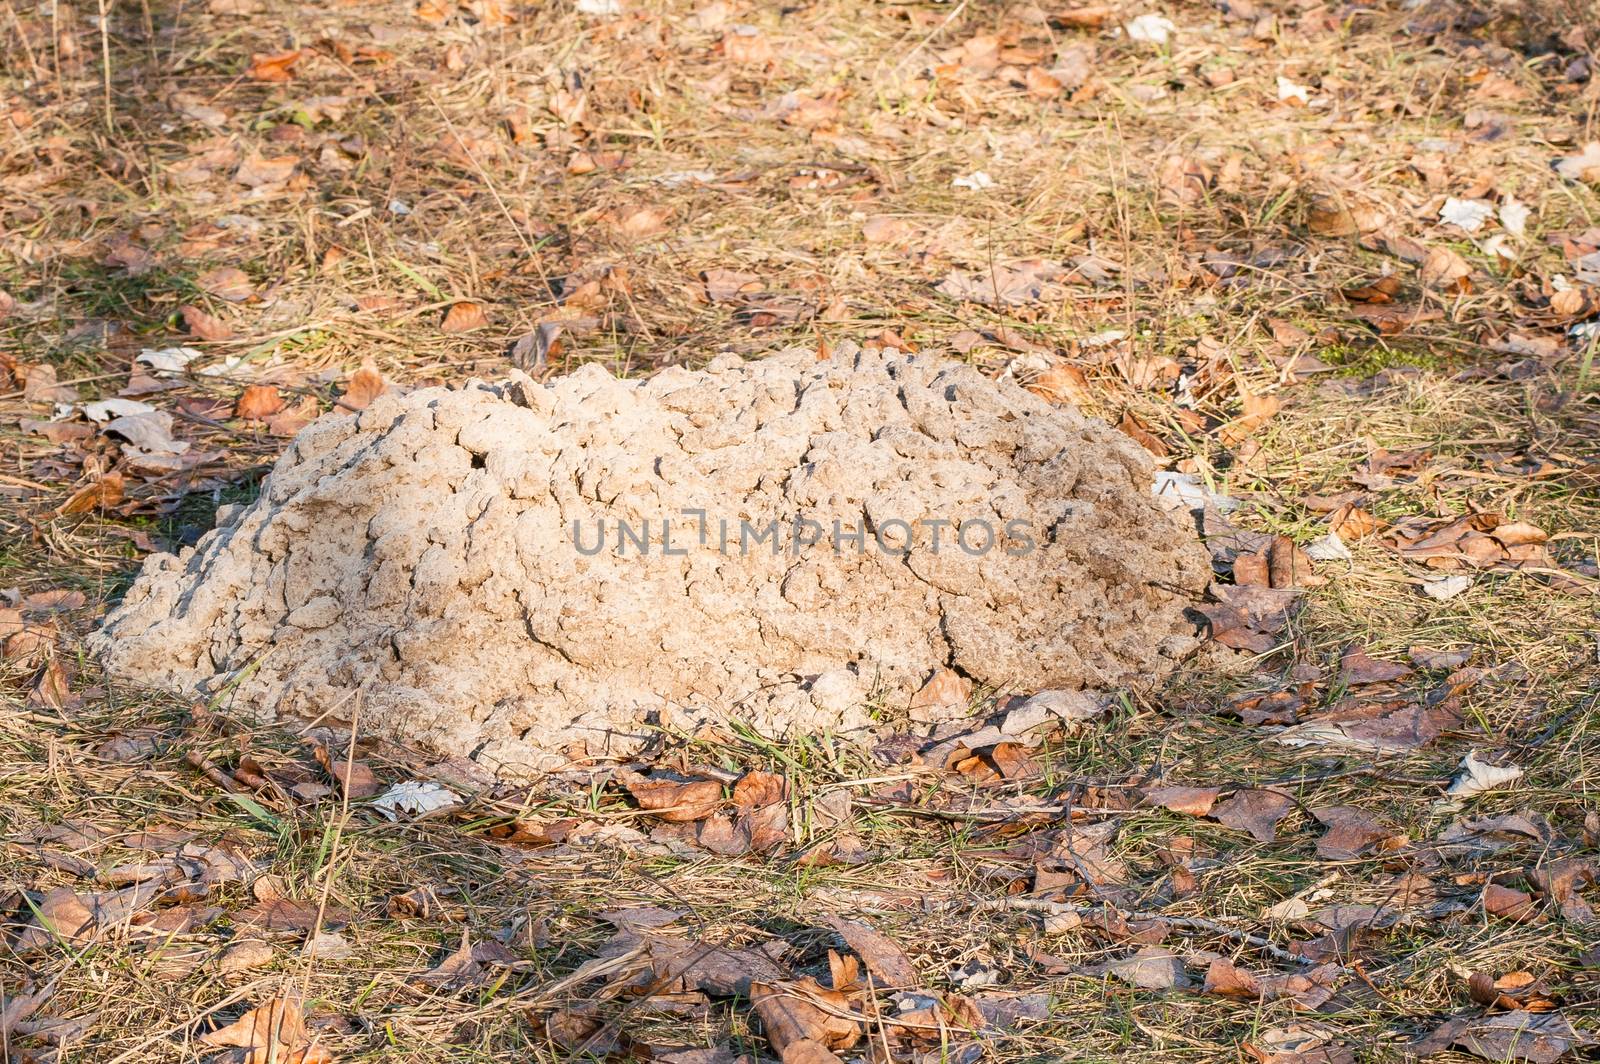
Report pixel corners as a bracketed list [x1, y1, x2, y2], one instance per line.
[94, 346, 1211, 775]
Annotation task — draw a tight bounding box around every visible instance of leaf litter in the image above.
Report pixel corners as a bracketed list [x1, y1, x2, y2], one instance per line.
[3, 0, 1600, 1059]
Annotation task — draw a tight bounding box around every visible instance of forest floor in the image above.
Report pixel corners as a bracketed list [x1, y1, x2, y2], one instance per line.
[2, 0, 1600, 1060]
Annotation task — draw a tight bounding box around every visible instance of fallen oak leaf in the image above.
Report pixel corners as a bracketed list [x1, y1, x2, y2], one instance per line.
[181, 304, 233, 340]
[1140, 785, 1221, 817]
[235, 385, 285, 420]
[12, 887, 98, 954]
[1204, 959, 1345, 1009]
[1203, 958, 1261, 999]
[197, 267, 255, 302]
[0, 979, 60, 1042]
[749, 979, 860, 1054]
[247, 49, 303, 82]
[336, 360, 387, 411]
[823, 916, 918, 989]
[702, 268, 763, 303]
[616, 769, 721, 823]
[53, 471, 124, 518]
[234, 153, 300, 188]
[1095, 946, 1190, 989]
[1528, 859, 1597, 925]
[1338, 645, 1412, 686]
[1312, 806, 1404, 860]
[309, 740, 380, 798]
[1415, 1010, 1595, 1063]
[414, 931, 519, 991]
[1211, 789, 1294, 843]
[1277, 697, 1460, 753]
[440, 301, 489, 333]
[235, 897, 352, 933]
[199, 993, 330, 1064]
[1482, 883, 1545, 924]
[628, 931, 790, 996]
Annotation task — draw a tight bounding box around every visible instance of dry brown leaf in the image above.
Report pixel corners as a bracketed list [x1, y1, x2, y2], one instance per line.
[1203, 958, 1262, 998]
[1117, 411, 1169, 456]
[197, 267, 254, 302]
[1420, 246, 1471, 291]
[181, 303, 233, 340]
[617, 770, 722, 822]
[1482, 883, 1545, 924]
[200, 993, 329, 1064]
[722, 29, 774, 65]
[54, 472, 124, 518]
[1312, 806, 1403, 860]
[29, 657, 76, 710]
[1054, 4, 1114, 26]
[441, 302, 489, 333]
[216, 939, 276, 975]
[732, 770, 786, 810]
[779, 1039, 846, 1064]
[1329, 504, 1381, 540]
[310, 741, 380, 799]
[235, 385, 285, 420]
[1528, 858, 1597, 925]
[1212, 789, 1294, 843]
[1338, 645, 1412, 686]
[1220, 394, 1280, 446]
[267, 395, 319, 437]
[414, 931, 519, 990]
[1142, 785, 1221, 817]
[234, 153, 299, 188]
[750, 979, 859, 1053]
[702, 268, 763, 303]
[908, 667, 970, 717]
[235, 897, 350, 932]
[861, 216, 912, 244]
[1415, 1010, 1591, 1062]
[338, 361, 387, 411]
[823, 916, 918, 989]
[615, 204, 670, 238]
[1342, 275, 1403, 303]
[247, 49, 302, 82]
[13, 887, 98, 953]
[1267, 535, 1318, 589]
[1027, 364, 1093, 408]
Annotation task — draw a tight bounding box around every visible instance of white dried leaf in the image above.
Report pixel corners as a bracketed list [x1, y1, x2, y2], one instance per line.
[1445, 751, 1524, 798]
[1439, 197, 1494, 234]
[575, 0, 621, 13]
[1124, 13, 1175, 44]
[1554, 142, 1600, 182]
[82, 398, 156, 422]
[1498, 197, 1530, 240]
[1478, 233, 1516, 261]
[1262, 896, 1311, 921]
[105, 412, 188, 455]
[951, 170, 994, 191]
[1276, 76, 1310, 104]
[1151, 471, 1239, 513]
[136, 346, 204, 374]
[198, 355, 252, 378]
[1421, 574, 1471, 600]
[371, 780, 461, 821]
[1003, 689, 1107, 735]
[1302, 530, 1351, 562]
[302, 930, 356, 961]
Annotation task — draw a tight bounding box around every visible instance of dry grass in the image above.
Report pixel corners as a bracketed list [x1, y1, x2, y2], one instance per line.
[2, 0, 1600, 1060]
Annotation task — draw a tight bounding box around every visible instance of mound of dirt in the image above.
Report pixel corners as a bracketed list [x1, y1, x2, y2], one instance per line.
[93, 346, 1210, 775]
